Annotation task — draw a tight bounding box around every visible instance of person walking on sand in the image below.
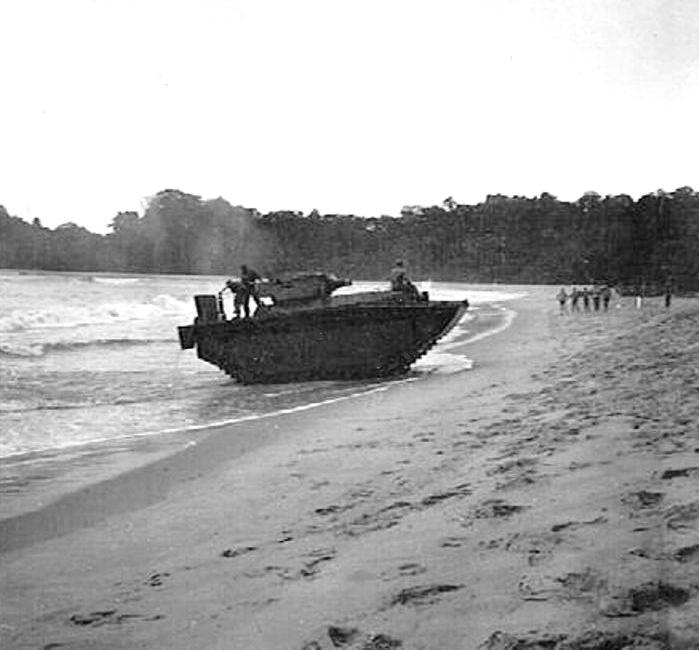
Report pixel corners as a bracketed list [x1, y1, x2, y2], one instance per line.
[664, 281, 673, 308]
[592, 285, 601, 312]
[635, 282, 646, 310]
[582, 287, 590, 312]
[570, 286, 580, 312]
[556, 287, 568, 315]
[601, 285, 612, 312]
[611, 285, 622, 309]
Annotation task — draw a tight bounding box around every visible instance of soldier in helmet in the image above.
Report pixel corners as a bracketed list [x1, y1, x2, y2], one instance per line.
[240, 264, 262, 318]
[389, 260, 420, 298]
[390, 259, 409, 291]
[223, 279, 247, 318]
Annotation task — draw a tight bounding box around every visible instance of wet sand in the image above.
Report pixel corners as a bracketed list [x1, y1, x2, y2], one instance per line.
[2, 292, 698, 649]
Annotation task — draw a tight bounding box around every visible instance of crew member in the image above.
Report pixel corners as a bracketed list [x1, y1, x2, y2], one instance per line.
[389, 260, 419, 298]
[390, 260, 409, 291]
[240, 264, 262, 318]
[224, 279, 246, 318]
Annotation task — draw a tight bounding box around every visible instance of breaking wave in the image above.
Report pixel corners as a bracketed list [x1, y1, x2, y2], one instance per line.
[0, 337, 174, 358]
[0, 294, 192, 333]
[430, 287, 526, 304]
[91, 277, 141, 286]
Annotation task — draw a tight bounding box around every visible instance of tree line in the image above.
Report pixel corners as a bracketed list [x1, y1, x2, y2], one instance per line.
[1, 187, 698, 291]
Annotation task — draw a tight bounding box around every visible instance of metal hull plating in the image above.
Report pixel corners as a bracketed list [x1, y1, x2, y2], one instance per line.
[183, 301, 467, 384]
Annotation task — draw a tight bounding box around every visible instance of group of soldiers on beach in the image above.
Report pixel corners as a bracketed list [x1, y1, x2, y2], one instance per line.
[557, 281, 674, 314]
[556, 285, 616, 314]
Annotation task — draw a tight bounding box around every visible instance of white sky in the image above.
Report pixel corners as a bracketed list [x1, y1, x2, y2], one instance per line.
[1, 0, 698, 232]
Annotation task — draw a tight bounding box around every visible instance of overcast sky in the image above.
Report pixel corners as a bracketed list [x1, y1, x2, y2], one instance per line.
[1, 0, 697, 232]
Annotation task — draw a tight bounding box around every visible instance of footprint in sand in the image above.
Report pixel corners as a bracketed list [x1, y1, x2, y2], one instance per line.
[343, 501, 415, 537]
[243, 564, 290, 580]
[518, 567, 606, 602]
[664, 500, 699, 530]
[220, 546, 257, 559]
[478, 629, 664, 650]
[327, 625, 360, 646]
[550, 515, 607, 532]
[453, 499, 527, 528]
[314, 503, 355, 517]
[389, 584, 463, 607]
[487, 457, 538, 476]
[145, 572, 170, 588]
[302, 627, 402, 649]
[396, 563, 427, 576]
[504, 532, 562, 566]
[660, 467, 699, 480]
[299, 548, 337, 579]
[601, 581, 692, 617]
[674, 544, 699, 563]
[622, 489, 665, 510]
[349, 487, 374, 499]
[340, 485, 474, 538]
[474, 499, 527, 519]
[443, 536, 471, 549]
[360, 633, 403, 649]
[478, 630, 564, 649]
[69, 610, 164, 627]
[496, 473, 539, 491]
[421, 483, 472, 506]
[380, 562, 428, 579]
[298, 446, 330, 455]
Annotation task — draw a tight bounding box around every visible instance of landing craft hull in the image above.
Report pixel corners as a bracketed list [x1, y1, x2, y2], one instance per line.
[179, 301, 467, 384]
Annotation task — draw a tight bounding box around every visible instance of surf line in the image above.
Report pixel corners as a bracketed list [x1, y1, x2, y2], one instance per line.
[0, 377, 421, 462]
[163, 306, 518, 441]
[136, 307, 517, 440]
[460, 306, 517, 347]
[435, 306, 517, 354]
[141, 378, 422, 439]
[0, 309, 518, 461]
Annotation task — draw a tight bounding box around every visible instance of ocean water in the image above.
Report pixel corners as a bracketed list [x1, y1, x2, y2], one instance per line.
[0, 269, 524, 516]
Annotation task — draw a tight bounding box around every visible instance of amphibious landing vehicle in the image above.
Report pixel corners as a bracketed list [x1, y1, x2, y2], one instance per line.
[178, 273, 469, 384]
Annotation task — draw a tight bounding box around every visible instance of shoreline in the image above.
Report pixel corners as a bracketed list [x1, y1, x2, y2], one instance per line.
[0, 283, 511, 464]
[0, 303, 513, 549]
[2, 294, 698, 648]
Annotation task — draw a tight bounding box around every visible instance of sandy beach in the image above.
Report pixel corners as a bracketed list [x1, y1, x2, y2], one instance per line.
[2, 291, 698, 649]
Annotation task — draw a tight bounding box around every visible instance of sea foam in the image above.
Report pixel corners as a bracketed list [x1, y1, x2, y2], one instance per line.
[0, 294, 192, 333]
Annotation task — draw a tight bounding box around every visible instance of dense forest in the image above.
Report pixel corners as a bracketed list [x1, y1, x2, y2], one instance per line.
[1, 187, 698, 290]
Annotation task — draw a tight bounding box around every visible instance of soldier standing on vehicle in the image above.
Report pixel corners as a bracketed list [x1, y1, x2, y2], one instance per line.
[224, 279, 247, 318]
[240, 264, 262, 318]
[389, 260, 420, 299]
